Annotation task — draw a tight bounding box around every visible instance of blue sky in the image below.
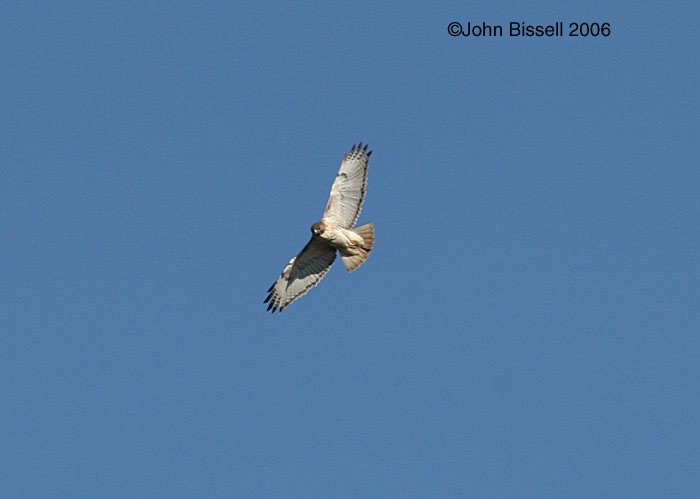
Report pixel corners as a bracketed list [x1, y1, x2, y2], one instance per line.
[2, 1, 699, 497]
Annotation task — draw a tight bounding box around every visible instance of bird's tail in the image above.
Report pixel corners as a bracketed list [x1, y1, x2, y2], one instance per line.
[341, 222, 374, 272]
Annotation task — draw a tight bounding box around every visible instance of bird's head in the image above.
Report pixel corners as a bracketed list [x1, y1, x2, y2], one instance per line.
[311, 221, 323, 235]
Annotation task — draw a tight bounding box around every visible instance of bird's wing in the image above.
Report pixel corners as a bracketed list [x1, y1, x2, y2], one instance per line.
[264, 237, 337, 313]
[322, 143, 371, 228]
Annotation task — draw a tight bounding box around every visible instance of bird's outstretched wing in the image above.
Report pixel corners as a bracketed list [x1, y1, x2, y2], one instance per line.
[264, 238, 337, 313]
[323, 143, 371, 228]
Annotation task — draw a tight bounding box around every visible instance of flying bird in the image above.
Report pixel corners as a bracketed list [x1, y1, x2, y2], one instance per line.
[264, 143, 375, 313]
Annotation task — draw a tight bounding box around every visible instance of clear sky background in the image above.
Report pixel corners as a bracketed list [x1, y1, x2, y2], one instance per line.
[2, 1, 698, 497]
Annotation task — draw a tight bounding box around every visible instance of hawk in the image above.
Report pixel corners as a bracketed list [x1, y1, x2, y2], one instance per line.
[264, 143, 375, 313]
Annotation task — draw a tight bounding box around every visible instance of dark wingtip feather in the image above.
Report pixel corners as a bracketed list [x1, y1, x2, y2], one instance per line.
[349, 142, 370, 158]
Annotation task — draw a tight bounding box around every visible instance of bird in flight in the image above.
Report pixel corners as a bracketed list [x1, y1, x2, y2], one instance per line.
[264, 143, 375, 313]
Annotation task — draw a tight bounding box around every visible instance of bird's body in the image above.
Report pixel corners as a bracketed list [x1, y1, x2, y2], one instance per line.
[265, 143, 374, 312]
[311, 219, 374, 269]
